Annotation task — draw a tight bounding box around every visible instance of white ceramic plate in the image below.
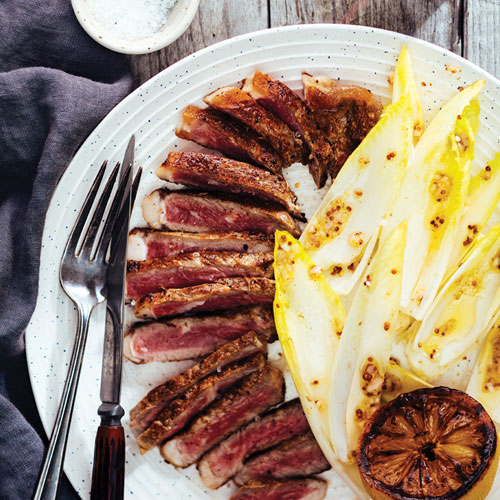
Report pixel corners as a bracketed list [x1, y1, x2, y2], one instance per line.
[26, 24, 500, 500]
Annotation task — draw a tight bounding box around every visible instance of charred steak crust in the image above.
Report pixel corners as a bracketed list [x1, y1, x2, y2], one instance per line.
[136, 353, 266, 453]
[203, 87, 306, 166]
[229, 478, 328, 500]
[157, 151, 304, 219]
[176, 105, 284, 173]
[198, 399, 310, 489]
[126, 250, 275, 299]
[243, 71, 334, 188]
[142, 189, 301, 236]
[234, 431, 331, 485]
[124, 305, 277, 364]
[129, 331, 268, 431]
[128, 228, 274, 260]
[134, 277, 276, 320]
[160, 364, 285, 467]
[302, 73, 383, 178]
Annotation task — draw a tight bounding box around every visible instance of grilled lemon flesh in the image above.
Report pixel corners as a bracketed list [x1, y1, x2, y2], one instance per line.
[358, 387, 498, 500]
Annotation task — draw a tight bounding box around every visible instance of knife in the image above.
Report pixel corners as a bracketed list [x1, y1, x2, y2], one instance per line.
[90, 136, 140, 500]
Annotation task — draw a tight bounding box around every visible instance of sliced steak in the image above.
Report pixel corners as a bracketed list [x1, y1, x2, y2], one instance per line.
[243, 71, 333, 188]
[230, 479, 328, 500]
[134, 277, 276, 320]
[126, 250, 274, 299]
[302, 73, 382, 177]
[128, 228, 273, 261]
[124, 306, 276, 364]
[234, 431, 330, 485]
[176, 105, 284, 173]
[142, 189, 300, 236]
[157, 151, 304, 219]
[198, 399, 309, 489]
[129, 331, 267, 431]
[160, 365, 285, 467]
[203, 87, 305, 166]
[136, 353, 266, 453]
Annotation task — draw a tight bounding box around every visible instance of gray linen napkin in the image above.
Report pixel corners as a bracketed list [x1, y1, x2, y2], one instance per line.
[0, 1, 133, 498]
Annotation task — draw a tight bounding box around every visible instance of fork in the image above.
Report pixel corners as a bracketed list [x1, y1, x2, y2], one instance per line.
[33, 160, 133, 500]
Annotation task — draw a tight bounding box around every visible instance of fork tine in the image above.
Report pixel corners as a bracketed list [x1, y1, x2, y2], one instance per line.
[65, 161, 108, 257]
[78, 162, 121, 259]
[94, 164, 133, 263]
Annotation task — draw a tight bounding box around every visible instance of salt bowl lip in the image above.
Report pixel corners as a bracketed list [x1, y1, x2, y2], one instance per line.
[71, 0, 200, 55]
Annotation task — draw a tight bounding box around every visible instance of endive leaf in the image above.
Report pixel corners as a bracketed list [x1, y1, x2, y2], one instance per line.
[381, 360, 432, 404]
[300, 95, 413, 296]
[401, 133, 468, 319]
[406, 224, 500, 381]
[454, 99, 480, 167]
[467, 317, 500, 423]
[410, 80, 484, 162]
[273, 230, 346, 460]
[392, 44, 423, 139]
[457, 98, 481, 150]
[330, 221, 406, 462]
[393, 311, 416, 343]
[447, 153, 500, 276]
[391, 82, 484, 319]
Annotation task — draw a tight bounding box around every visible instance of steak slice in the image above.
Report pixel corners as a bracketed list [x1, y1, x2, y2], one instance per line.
[230, 479, 328, 500]
[129, 331, 267, 431]
[203, 87, 306, 167]
[198, 399, 309, 489]
[234, 431, 330, 485]
[243, 71, 333, 188]
[124, 306, 276, 364]
[160, 365, 285, 467]
[134, 277, 276, 320]
[302, 73, 383, 177]
[128, 228, 273, 261]
[136, 353, 266, 453]
[126, 250, 274, 299]
[142, 189, 300, 236]
[176, 105, 284, 173]
[157, 151, 304, 219]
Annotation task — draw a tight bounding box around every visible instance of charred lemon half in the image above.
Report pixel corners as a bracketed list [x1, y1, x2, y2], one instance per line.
[357, 387, 498, 500]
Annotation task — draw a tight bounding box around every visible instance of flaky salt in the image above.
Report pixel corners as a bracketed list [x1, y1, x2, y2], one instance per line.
[87, 0, 177, 41]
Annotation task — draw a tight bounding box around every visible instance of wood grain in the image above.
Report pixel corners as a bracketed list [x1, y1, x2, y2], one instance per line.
[128, 0, 267, 86]
[465, 0, 500, 78]
[269, 0, 462, 53]
[128, 0, 500, 86]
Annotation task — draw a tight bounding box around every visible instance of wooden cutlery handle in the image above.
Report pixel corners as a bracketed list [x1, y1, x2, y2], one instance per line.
[90, 425, 125, 500]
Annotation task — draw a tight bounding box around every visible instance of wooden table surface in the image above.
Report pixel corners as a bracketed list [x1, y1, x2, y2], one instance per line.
[129, 0, 499, 87]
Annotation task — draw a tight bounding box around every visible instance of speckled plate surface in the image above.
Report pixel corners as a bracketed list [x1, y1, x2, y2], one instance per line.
[26, 24, 500, 500]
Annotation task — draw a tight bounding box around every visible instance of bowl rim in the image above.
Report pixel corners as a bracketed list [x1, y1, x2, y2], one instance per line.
[71, 0, 200, 55]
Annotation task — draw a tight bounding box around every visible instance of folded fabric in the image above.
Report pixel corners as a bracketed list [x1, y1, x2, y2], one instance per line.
[0, 1, 133, 498]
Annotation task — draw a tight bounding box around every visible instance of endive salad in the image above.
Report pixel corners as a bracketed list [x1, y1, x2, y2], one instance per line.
[407, 224, 500, 380]
[274, 230, 345, 464]
[331, 221, 407, 462]
[299, 91, 413, 296]
[388, 83, 483, 320]
[446, 152, 500, 277]
[273, 45, 500, 481]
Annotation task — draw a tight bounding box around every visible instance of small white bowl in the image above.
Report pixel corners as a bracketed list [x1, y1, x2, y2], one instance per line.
[71, 0, 200, 55]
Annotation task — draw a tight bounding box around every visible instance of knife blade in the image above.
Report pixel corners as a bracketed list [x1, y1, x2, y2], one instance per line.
[100, 136, 135, 408]
[99, 168, 143, 406]
[90, 136, 138, 500]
